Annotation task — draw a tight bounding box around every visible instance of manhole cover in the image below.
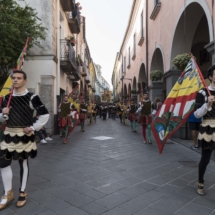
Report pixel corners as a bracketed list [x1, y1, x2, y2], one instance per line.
[179, 161, 198, 167]
[91, 136, 114, 140]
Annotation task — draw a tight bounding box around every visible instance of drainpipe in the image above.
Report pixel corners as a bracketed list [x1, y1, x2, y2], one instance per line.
[55, 0, 61, 134]
[146, 0, 149, 90]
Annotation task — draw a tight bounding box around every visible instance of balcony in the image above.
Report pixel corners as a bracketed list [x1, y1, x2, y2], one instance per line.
[67, 66, 81, 81]
[85, 71, 90, 84]
[81, 64, 87, 77]
[60, 0, 75, 11]
[60, 39, 77, 73]
[66, 11, 80, 34]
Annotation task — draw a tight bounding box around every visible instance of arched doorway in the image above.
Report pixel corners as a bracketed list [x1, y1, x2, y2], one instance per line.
[150, 48, 165, 100]
[132, 77, 137, 90]
[124, 84, 127, 100]
[138, 63, 147, 85]
[128, 83, 131, 98]
[132, 77, 137, 102]
[170, 2, 212, 76]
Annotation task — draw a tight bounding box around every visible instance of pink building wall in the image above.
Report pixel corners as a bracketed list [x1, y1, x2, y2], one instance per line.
[113, 0, 215, 102]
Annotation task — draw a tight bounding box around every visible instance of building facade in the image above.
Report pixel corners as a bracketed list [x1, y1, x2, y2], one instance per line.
[112, 0, 215, 138]
[17, 0, 94, 134]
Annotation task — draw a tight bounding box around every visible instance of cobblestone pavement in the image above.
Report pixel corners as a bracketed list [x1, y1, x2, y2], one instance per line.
[1, 117, 215, 215]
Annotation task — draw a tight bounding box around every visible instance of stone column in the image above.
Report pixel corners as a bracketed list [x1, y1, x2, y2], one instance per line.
[149, 81, 163, 101]
[163, 70, 189, 139]
[205, 41, 215, 64]
[39, 75, 55, 134]
[163, 70, 181, 95]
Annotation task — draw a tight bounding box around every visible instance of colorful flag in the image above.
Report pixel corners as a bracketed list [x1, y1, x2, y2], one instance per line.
[151, 56, 206, 153]
[0, 76, 13, 97]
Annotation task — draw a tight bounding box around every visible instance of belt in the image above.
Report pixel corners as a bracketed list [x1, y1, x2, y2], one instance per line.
[203, 117, 215, 120]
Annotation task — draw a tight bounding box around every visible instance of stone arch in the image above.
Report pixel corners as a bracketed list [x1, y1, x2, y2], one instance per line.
[128, 83, 131, 96]
[170, 1, 213, 73]
[138, 63, 147, 84]
[124, 84, 127, 96]
[150, 47, 165, 101]
[132, 77, 137, 90]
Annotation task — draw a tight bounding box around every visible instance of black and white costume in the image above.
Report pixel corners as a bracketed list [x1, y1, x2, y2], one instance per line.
[0, 89, 49, 207]
[194, 85, 215, 186]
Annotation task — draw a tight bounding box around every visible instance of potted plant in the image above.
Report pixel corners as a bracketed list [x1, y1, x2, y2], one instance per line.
[77, 54, 83, 66]
[131, 89, 137, 94]
[65, 35, 75, 46]
[150, 70, 163, 81]
[172, 53, 192, 71]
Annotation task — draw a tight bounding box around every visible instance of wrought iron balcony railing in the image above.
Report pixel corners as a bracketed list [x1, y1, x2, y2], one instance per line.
[60, 39, 77, 72]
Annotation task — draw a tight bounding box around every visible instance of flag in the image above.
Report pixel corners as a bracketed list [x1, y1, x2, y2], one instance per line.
[0, 76, 13, 97]
[151, 56, 206, 153]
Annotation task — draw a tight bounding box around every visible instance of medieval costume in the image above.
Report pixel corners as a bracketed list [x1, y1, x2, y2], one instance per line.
[0, 89, 49, 209]
[128, 102, 137, 132]
[111, 104, 116, 120]
[117, 103, 123, 123]
[137, 98, 152, 144]
[122, 103, 128, 125]
[58, 101, 73, 144]
[79, 102, 87, 132]
[87, 103, 93, 125]
[194, 84, 215, 195]
[92, 103, 98, 122]
[101, 104, 107, 120]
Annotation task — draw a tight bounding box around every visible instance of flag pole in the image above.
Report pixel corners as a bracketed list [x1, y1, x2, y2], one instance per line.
[3, 37, 30, 119]
[190, 54, 211, 96]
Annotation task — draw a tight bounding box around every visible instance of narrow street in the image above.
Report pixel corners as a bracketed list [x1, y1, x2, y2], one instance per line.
[3, 118, 215, 215]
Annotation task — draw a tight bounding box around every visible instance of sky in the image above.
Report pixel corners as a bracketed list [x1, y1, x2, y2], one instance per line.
[80, 0, 133, 88]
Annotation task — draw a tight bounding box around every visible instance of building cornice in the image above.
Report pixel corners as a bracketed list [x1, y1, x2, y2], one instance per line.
[119, 0, 141, 56]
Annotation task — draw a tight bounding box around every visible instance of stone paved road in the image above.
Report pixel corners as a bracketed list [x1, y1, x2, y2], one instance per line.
[1, 117, 215, 215]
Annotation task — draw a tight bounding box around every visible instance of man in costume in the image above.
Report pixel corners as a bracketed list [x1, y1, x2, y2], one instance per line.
[194, 64, 215, 196]
[0, 70, 49, 209]
[101, 103, 108, 120]
[58, 95, 73, 144]
[87, 101, 93, 125]
[117, 101, 123, 123]
[122, 101, 128, 125]
[136, 93, 152, 144]
[111, 103, 116, 120]
[92, 102, 98, 122]
[128, 100, 137, 132]
[79, 100, 87, 132]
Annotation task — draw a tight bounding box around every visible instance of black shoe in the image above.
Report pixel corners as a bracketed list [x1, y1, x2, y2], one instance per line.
[191, 145, 199, 150]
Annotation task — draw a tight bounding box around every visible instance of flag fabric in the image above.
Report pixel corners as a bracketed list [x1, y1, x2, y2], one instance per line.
[0, 76, 13, 97]
[151, 56, 206, 154]
[65, 84, 80, 141]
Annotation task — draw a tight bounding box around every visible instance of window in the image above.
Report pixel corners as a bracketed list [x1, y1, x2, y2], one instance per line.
[132, 34, 136, 60]
[129, 47, 130, 65]
[124, 56, 126, 73]
[155, 0, 160, 5]
[151, 0, 161, 20]
[121, 55, 123, 76]
[141, 11, 144, 38]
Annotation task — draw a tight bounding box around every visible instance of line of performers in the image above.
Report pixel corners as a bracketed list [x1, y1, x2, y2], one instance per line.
[95, 93, 154, 144]
[58, 96, 99, 143]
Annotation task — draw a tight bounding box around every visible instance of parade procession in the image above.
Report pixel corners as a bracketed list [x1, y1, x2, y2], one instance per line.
[1, 0, 215, 214]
